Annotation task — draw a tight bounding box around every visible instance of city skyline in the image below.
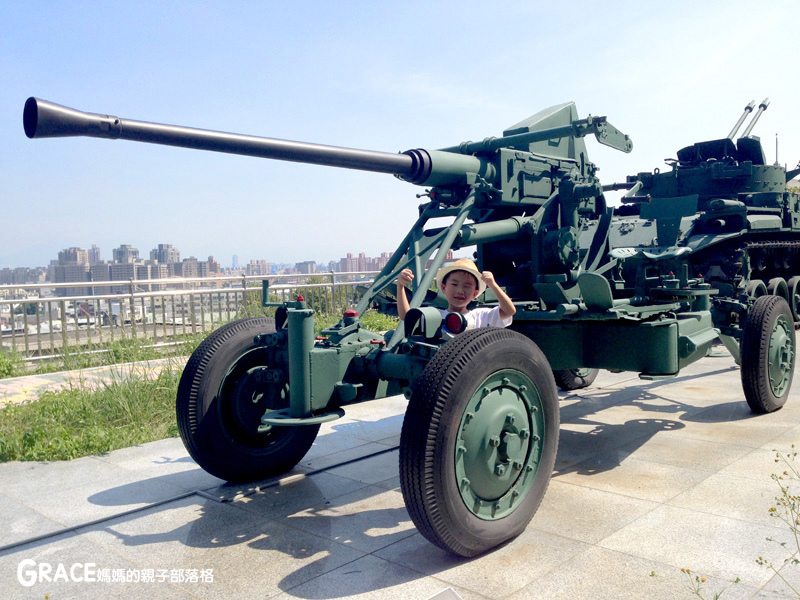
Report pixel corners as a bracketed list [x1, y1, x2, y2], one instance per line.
[0, 239, 399, 287]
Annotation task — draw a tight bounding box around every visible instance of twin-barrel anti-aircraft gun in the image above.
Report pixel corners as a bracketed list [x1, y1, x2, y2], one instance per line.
[24, 96, 800, 556]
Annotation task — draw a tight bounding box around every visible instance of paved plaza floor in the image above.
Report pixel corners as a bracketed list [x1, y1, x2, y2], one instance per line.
[2, 351, 800, 599]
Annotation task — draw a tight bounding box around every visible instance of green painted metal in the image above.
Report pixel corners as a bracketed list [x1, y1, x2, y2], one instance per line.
[25, 95, 800, 555]
[454, 369, 544, 520]
[768, 313, 794, 397]
[286, 308, 313, 418]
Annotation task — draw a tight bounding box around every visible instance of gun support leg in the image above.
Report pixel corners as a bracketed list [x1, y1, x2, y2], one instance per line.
[287, 308, 314, 418]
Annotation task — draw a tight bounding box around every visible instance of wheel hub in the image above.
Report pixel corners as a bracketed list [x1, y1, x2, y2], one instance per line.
[768, 315, 794, 397]
[227, 365, 286, 435]
[455, 370, 544, 520]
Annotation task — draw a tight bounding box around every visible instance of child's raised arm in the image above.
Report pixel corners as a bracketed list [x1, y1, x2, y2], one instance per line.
[481, 271, 516, 320]
[397, 268, 414, 320]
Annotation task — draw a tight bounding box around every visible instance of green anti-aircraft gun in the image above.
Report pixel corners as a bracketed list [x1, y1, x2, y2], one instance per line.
[23, 97, 798, 557]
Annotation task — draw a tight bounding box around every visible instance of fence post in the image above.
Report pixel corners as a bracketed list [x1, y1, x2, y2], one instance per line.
[329, 271, 336, 314]
[241, 274, 248, 316]
[128, 279, 137, 339]
[60, 300, 68, 353]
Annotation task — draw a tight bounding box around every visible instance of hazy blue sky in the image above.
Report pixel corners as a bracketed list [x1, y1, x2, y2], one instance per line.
[2, 0, 798, 269]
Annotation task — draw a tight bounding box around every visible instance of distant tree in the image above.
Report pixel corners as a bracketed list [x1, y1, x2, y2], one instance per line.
[13, 304, 41, 316]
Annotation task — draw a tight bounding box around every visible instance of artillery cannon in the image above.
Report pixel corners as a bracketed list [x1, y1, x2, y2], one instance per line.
[23, 97, 796, 557]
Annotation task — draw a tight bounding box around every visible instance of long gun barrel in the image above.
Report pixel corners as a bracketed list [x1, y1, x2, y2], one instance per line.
[23, 97, 495, 187]
[727, 100, 755, 139]
[740, 98, 770, 138]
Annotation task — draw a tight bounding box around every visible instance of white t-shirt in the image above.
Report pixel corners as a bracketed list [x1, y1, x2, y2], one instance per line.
[438, 306, 512, 332]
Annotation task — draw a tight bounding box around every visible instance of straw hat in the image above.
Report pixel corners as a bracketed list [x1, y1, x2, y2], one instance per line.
[436, 258, 486, 296]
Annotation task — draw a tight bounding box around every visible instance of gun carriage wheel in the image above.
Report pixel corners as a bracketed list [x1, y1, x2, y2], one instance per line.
[399, 328, 559, 557]
[552, 368, 599, 391]
[767, 277, 789, 303]
[787, 276, 800, 321]
[176, 317, 319, 482]
[741, 295, 796, 414]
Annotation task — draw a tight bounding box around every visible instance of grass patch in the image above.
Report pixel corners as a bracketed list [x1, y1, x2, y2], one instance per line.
[0, 332, 207, 380]
[0, 349, 23, 379]
[0, 309, 400, 462]
[315, 308, 399, 335]
[0, 364, 182, 462]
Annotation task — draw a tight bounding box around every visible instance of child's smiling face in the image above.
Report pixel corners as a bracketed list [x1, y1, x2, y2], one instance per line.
[441, 270, 480, 313]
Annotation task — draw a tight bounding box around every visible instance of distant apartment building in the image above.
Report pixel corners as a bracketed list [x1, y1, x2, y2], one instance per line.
[109, 262, 135, 293]
[112, 244, 139, 264]
[54, 264, 90, 297]
[88, 244, 101, 264]
[295, 261, 316, 274]
[150, 243, 180, 265]
[246, 260, 270, 277]
[337, 252, 395, 273]
[175, 257, 200, 279]
[54, 247, 91, 297]
[90, 262, 112, 295]
[0, 267, 45, 285]
[58, 247, 89, 266]
[207, 256, 221, 274]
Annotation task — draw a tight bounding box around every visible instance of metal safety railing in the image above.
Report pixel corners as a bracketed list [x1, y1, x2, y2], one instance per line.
[0, 271, 378, 360]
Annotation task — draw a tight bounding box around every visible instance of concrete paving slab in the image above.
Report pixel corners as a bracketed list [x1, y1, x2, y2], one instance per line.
[76, 495, 366, 600]
[617, 430, 755, 472]
[232, 471, 370, 519]
[300, 441, 397, 472]
[0, 492, 64, 548]
[273, 554, 491, 600]
[282, 485, 417, 554]
[669, 471, 786, 528]
[2, 354, 800, 599]
[717, 446, 792, 481]
[556, 454, 711, 502]
[0, 530, 197, 600]
[531, 479, 660, 544]
[375, 527, 588, 599]
[3, 467, 190, 528]
[753, 560, 800, 599]
[325, 448, 399, 485]
[599, 504, 786, 588]
[503, 545, 757, 600]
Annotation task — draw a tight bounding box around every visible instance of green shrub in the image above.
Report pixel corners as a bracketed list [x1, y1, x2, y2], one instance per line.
[0, 349, 22, 379]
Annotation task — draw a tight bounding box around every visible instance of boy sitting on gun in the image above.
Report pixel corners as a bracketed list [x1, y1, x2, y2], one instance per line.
[396, 258, 516, 330]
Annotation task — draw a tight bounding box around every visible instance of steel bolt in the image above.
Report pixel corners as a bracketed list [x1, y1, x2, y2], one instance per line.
[461, 478, 470, 488]
[482, 387, 491, 397]
[532, 435, 541, 442]
[464, 412, 474, 423]
[513, 460, 523, 470]
[519, 385, 527, 392]
[457, 445, 467, 455]
[512, 489, 520, 498]
[505, 413, 516, 425]
[502, 377, 511, 386]
[519, 429, 530, 440]
[495, 464, 506, 476]
[489, 435, 501, 447]
[525, 465, 534, 473]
